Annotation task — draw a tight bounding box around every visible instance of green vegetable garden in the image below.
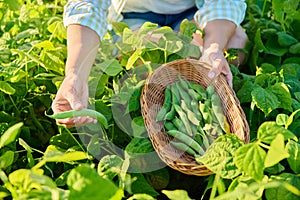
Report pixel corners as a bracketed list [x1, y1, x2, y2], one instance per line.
[0, 0, 300, 199]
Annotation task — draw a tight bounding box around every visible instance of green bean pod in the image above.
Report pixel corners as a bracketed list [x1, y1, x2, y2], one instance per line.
[46, 109, 108, 128]
[181, 100, 200, 126]
[164, 106, 176, 120]
[188, 88, 203, 101]
[199, 101, 213, 125]
[191, 99, 203, 126]
[189, 82, 206, 98]
[175, 82, 192, 108]
[173, 104, 193, 136]
[170, 83, 181, 105]
[172, 117, 188, 134]
[164, 121, 177, 131]
[205, 84, 215, 99]
[211, 93, 230, 134]
[167, 130, 205, 155]
[156, 86, 172, 121]
[177, 74, 190, 91]
[170, 141, 198, 156]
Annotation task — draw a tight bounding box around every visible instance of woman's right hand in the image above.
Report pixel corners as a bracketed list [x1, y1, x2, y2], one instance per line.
[51, 75, 97, 128]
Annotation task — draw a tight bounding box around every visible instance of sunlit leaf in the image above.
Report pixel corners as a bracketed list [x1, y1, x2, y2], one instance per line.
[265, 134, 289, 168]
[0, 122, 23, 148]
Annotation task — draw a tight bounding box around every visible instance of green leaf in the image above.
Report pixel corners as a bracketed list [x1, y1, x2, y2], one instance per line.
[265, 173, 300, 200]
[179, 19, 199, 42]
[67, 165, 124, 200]
[268, 83, 292, 112]
[130, 173, 160, 197]
[265, 36, 289, 56]
[137, 22, 158, 35]
[237, 81, 256, 103]
[277, 32, 298, 47]
[286, 109, 300, 129]
[0, 111, 14, 123]
[33, 145, 90, 170]
[127, 194, 156, 200]
[256, 63, 276, 75]
[126, 49, 143, 70]
[265, 163, 285, 174]
[9, 169, 31, 188]
[0, 122, 23, 148]
[112, 22, 129, 36]
[131, 116, 146, 137]
[34, 40, 56, 50]
[125, 138, 155, 157]
[9, 169, 56, 191]
[264, 134, 289, 168]
[162, 190, 192, 200]
[0, 81, 15, 95]
[7, 69, 26, 83]
[254, 28, 268, 52]
[123, 28, 137, 44]
[50, 127, 78, 150]
[144, 168, 170, 190]
[88, 73, 109, 98]
[0, 151, 14, 170]
[44, 145, 89, 162]
[96, 59, 123, 76]
[126, 83, 143, 113]
[251, 86, 279, 116]
[4, 0, 19, 10]
[47, 20, 67, 42]
[165, 40, 183, 56]
[289, 42, 300, 54]
[226, 176, 268, 200]
[196, 134, 243, 179]
[234, 143, 266, 181]
[86, 134, 101, 158]
[125, 137, 162, 173]
[97, 155, 124, 180]
[257, 122, 297, 144]
[152, 26, 173, 35]
[276, 114, 289, 126]
[19, 138, 35, 168]
[285, 140, 300, 174]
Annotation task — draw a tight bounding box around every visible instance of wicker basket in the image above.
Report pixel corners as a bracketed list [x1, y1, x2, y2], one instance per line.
[140, 58, 250, 176]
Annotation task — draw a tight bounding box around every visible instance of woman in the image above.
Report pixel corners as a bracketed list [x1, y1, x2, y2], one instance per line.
[52, 0, 248, 127]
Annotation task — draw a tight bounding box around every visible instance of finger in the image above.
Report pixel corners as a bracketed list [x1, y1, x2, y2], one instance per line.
[225, 72, 233, 88]
[220, 62, 233, 88]
[74, 116, 97, 126]
[208, 57, 222, 79]
[56, 117, 76, 127]
[70, 97, 84, 111]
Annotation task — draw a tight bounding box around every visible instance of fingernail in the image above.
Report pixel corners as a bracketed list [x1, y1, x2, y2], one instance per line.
[73, 103, 82, 110]
[208, 71, 215, 78]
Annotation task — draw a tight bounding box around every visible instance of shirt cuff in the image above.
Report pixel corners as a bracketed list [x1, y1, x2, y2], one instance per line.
[63, 0, 110, 39]
[194, 0, 247, 29]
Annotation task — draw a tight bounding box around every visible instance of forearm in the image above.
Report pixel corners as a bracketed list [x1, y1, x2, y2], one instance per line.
[65, 24, 100, 82]
[203, 19, 236, 52]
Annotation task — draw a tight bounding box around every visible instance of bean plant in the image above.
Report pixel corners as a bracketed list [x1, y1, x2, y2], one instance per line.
[0, 0, 299, 199]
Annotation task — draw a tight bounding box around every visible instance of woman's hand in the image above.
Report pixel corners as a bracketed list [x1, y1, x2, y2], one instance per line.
[200, 43, 233, 88]
[51, 24, 100, 128]
[51, 75, 97, 128]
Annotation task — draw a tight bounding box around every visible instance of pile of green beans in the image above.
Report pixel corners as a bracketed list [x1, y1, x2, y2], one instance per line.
[156, 75, 230, 159]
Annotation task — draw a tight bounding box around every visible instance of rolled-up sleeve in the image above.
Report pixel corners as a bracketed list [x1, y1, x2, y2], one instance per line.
[194, 0, 247, 29]
[63, 0, 111, 39]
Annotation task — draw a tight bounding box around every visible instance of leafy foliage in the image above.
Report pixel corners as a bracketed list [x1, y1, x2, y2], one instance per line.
[0, 0, 300, 199]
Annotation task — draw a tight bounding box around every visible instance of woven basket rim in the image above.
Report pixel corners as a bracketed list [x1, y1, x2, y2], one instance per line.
[140, 58, 250, 176]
